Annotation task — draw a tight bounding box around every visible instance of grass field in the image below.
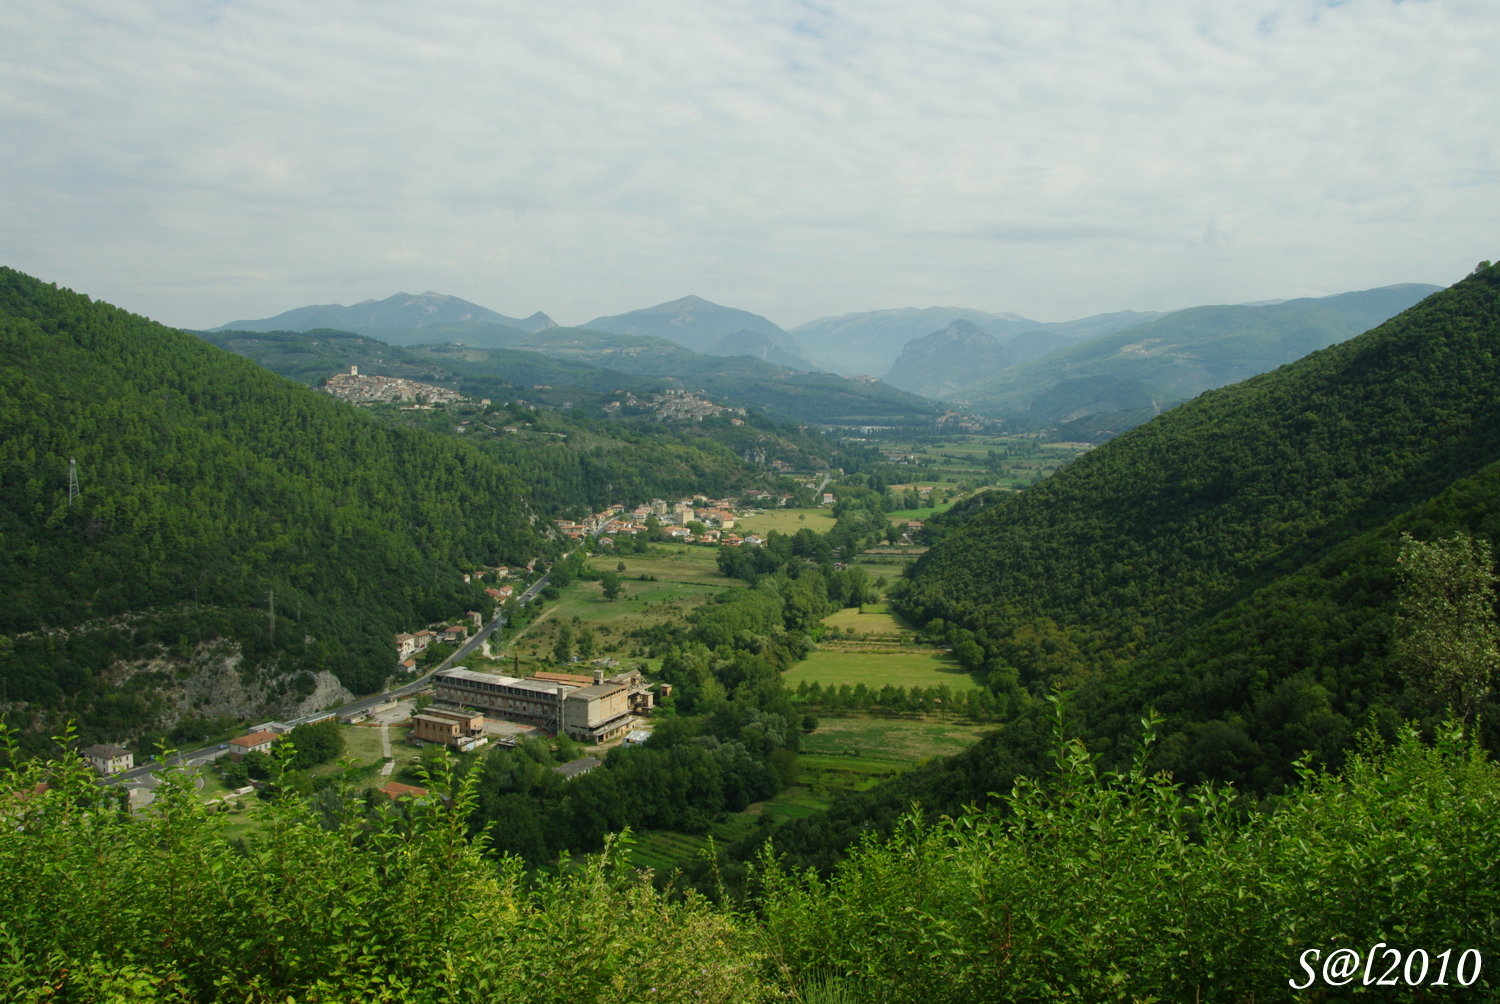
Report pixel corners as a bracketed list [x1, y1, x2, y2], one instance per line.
[887, 504, 956, 522]
[785, 649, 981, 692]
[472, 547, 744, 673]
[305, 724, 404, 777]
[799, 717, 990, 761]
[821, 603, 912, 635]
[731, 507, 837, 536]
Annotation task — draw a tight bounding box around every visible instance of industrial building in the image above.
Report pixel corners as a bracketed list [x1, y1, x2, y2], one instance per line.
[433, 666, 653, 743]
[410, 706, 488, 751]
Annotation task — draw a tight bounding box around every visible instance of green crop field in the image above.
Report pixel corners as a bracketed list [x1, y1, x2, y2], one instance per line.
[887, 503, 957, 522]
[821, 604, 912, 635]
[799, 717, 991, 762]
[785, 649, 981, 692]
[731, 507, 837, 536]
[480, 548, 744, 672]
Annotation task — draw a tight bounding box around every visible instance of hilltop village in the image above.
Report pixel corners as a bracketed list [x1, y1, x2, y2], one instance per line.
[322, 365, 467, 405]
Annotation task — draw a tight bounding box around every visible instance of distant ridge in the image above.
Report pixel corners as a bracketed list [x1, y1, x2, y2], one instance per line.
[792, 307, 1166, 377]
[584, 295, 819, 369]
[705, 329, 813, 371]
[883, 320, 1012, 397]
[951, 283, 1446, 419]
[213, 291, 556, 337]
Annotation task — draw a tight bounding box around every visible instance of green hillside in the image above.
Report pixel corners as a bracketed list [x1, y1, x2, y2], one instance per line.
[193, 330, 853, 513]
[755, 264, 1500, 869]
[902, 264, 1499, 770]
[0, 269, 541, 740]
[952, 285, 1442, 414]
[212, 322, 944, 427]
[198, 327, 632, 397]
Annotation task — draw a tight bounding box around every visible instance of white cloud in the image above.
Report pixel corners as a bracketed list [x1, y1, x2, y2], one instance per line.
[1, 0, 1496, 328]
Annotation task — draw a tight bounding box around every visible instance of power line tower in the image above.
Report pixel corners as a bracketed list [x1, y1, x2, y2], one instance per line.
[267, 589, 275, 643]
[68, 458, 79, 508]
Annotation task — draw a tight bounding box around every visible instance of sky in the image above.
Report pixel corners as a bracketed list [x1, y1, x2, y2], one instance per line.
[2, 1, 1497, 330]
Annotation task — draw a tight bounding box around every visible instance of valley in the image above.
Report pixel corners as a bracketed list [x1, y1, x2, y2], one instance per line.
[5, 263, 1499, 1003]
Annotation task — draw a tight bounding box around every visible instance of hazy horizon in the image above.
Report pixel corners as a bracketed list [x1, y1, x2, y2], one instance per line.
[2, 1, 1495, 330]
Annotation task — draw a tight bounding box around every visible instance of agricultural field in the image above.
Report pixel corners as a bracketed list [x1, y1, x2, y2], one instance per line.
[471, 546, 744, 674]
[627, 736, 979, 874]
[886, 502, 959, 522]
[799, 717, 991, 762]
[820, 603, 911, 636]
[307, 723, 409, 777]
[731, 507, 837, 536]
[881, 434, 1092, 487]
[784, 649, 982, 693]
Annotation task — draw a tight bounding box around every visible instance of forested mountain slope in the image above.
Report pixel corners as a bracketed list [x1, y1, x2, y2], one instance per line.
[762, 264, 1500, 871]
[951, 283, 1442, 412]
[0, 269, 540, 733]
[901, 269, 1495, 652]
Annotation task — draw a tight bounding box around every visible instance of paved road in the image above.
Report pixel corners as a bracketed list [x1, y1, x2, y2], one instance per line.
[103, 567, 556, 789]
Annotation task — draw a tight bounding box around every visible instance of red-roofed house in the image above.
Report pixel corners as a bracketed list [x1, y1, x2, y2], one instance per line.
[228, 731, 277, 762]
[381, 780, 428, 801]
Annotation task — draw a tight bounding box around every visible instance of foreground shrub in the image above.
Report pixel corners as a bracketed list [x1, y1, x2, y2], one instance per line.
[0, 729, 768, 1004]
[755, 705, 1500, 1002]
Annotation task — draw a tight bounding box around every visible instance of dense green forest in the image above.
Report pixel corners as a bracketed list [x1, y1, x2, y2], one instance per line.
[0, 269, 542, 744]
[5, 710, 1497, 1001]
[743, 263, 1500, 869]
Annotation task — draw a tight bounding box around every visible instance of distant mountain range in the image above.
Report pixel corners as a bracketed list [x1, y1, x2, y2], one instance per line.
[210, 283, 1446, 434]
[945, 284, 1444, 422]
[583, 296, 820, 370]
[791, 307, 1169, 377]
[881, 320, 1087, 397]
[213, 291, 556, 340]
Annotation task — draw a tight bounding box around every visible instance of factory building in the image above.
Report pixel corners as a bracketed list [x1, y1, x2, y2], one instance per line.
[410, 706, 488, 751]
[433, 666, 651, 743]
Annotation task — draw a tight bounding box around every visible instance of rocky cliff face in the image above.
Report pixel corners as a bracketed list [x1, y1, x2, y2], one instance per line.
[107, 641, 357, 732]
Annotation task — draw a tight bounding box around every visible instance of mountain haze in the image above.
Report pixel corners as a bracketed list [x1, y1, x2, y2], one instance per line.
[950, 284, 1444, 417]
[792, 306, 1166, 376]
[584, 296, 817, 369]
[882, 320, 1012, 397]
[705, 329, 812, 371]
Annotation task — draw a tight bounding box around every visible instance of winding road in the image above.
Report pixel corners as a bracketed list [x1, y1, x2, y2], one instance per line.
[104, 565, 557, 790]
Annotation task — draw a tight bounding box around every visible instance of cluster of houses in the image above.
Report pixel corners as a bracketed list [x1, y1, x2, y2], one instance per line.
[602, 389, 748, 423]
[395, 616, 475, 667]
[390, 575, 524, 666]
[554, 495, 793, 547]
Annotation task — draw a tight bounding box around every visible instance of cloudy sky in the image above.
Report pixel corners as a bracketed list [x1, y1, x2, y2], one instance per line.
[2, 0, 1496, 330]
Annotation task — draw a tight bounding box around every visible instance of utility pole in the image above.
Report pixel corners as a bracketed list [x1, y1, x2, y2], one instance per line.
[68, 458, 79, 508]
